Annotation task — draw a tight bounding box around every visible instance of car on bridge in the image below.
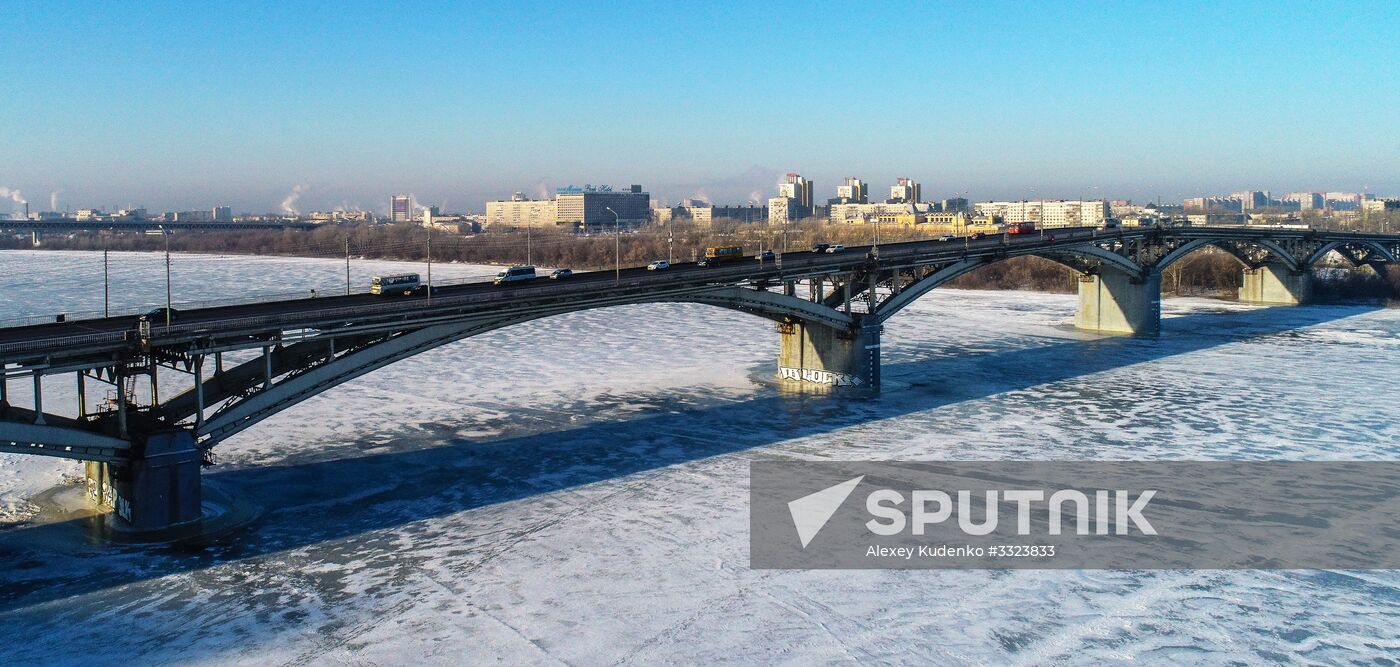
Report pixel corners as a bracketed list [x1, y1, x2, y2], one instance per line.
[494, 265, 537, 285]
[549, 268, 573, 280]
[756, 250, 776, 261]
[647, 260, 670, 271]
[937, 235, 956, 242]
[812, 243, 830, 253]
[971, 232, 988, 240]
[826, 244, 845, 253]
[141, 307, 179, 324]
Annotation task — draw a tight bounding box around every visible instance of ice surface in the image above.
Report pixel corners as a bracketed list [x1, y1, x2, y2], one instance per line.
[1, 250, 1397, 665]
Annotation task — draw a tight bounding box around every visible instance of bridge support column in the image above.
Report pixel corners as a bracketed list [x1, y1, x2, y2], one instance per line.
[777, 316, 881, 389]
[1075, 271, 1160, 335]
[1240, 263, 1312, 305]
[85, 429, 202, 531]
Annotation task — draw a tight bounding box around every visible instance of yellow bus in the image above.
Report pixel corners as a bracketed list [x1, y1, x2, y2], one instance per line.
[704, 246, 744, 261]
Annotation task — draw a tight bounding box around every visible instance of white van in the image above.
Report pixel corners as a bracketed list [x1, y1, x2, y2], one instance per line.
[494, 265, 537, 285]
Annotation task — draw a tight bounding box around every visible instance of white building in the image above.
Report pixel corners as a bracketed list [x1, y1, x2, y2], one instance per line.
[972, 200, 1112, 228]
[768, 197, 797, 225]
[834, 177, 868, 204]
[889, 178, 921, 204]
[486, 193, 559, 228]
[829, 202, 929, 224]
[1281, 192, 1323, 210]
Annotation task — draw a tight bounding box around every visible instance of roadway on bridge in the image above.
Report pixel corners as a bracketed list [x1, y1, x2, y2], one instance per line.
[1, 228, 1112, 348]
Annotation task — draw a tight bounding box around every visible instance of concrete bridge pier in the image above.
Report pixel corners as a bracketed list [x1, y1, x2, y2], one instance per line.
[85, 429, 203, 531]
[1074, 270, 1161, 335]
[1240, 263, 1312, 305]
[777, 315, 881, 390]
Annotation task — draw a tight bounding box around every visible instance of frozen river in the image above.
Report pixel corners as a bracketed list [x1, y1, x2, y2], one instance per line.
[1, 249, 1397, 665]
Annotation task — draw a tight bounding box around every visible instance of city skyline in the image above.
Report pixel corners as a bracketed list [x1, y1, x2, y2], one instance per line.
[4, 1, 1398, 214]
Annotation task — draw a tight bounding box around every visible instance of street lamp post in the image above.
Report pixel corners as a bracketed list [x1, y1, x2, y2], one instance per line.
[869, 215, 881, 257]
[344, 235, 351, 296]
[103, 239, 109, 318]
[161, 225, 172, 327]
[606, 207, 620, 284]
[426, 228, 433, 304]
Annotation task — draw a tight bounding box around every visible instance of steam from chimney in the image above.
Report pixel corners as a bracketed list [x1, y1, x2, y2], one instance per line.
[50, 190, 61, 211]
[0, 187, 25, 219]
[281, 184, 309, 215]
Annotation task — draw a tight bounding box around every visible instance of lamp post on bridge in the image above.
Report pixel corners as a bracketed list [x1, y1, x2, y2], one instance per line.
[606, 207, 620, 285]
[161, 225, 171, 327]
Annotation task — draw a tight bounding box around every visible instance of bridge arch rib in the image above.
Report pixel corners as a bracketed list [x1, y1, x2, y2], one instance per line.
[1154, 237, 1302, 273]
[183, 287, 849, 447]
[873, 248, 1139, 324]
[1305, 240, 1398, 268]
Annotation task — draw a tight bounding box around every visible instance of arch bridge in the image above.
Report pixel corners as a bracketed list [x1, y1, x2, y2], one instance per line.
[1, 225, 1396, 530]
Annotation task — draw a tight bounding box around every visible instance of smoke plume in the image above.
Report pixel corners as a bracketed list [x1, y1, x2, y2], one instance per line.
[281, 184, 309, 215]
[0, 187, 25, 219]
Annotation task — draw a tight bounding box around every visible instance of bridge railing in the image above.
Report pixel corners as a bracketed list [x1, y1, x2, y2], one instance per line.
[0, 272, 518, 329]
[5, 226, 1396, 357]
[0, 268, 743, 356]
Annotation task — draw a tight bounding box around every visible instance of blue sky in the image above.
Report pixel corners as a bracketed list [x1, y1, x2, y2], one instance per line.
[3, 1, 1398, 214]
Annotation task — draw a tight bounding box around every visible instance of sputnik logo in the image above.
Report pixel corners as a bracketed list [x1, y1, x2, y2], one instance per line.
[787, 476, 864, 548]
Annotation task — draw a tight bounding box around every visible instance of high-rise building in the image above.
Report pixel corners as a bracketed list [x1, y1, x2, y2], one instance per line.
[1281, 192, 1323, 210]
[1324, 192, 1362, 210]
[554, 184, 650, 229]
[485, 192, 559, 228]
[888, 178, 921, 204]
[834, 177, 868, 204]
[1231, 191, 1269, 210]
[391, 195, 412, 222]
[777, 173, 813, 211]
[768, 197, 797, 225]
[771, 173, 814, 224]
[212, 205, 233, 222]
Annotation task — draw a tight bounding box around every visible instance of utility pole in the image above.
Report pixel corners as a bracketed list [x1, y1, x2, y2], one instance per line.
[103, 241, 110, 318]
[426, 228, 433, 304]
[526, 222, 532, 265]
[606, 207, 620, 284]
[162, 226, 171, 327]
[344, 235, 351, 296]
[667, 227, 673, 265]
